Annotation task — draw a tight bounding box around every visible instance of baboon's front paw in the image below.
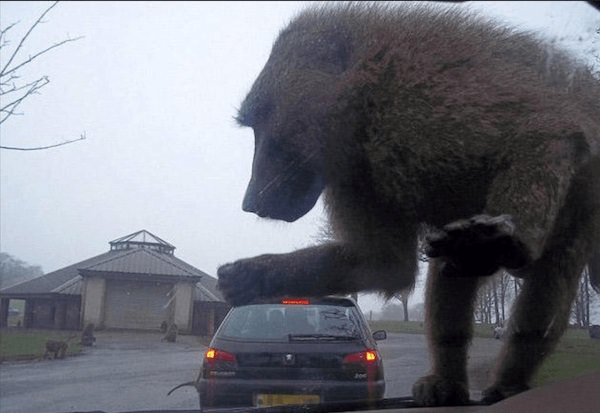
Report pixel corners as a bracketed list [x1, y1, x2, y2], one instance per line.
[412, 375, 469, 406]
[481, 383, 530, 404]
[217, 257, 272, 306]
[425, 214, 530, 277]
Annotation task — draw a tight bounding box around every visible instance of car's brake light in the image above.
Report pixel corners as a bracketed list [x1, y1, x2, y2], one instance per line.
[343, 350, 378, 364]
[204, 347, 236, 363]
[281, 298, 310, 305]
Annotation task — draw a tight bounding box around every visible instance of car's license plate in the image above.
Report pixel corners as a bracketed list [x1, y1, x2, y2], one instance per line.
[255, 393, 320, 407]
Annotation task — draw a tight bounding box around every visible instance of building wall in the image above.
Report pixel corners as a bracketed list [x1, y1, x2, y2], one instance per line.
[30, 300, 54, 328]
[65, 299, 82, 329]
[173, 282, 194, 333]
[0, 298, 8, 328]
[103, 279, 174, 330]
[192, 301, 230, 336]
[82, 277, 106, 328]
[19, 297, 81, 330]
[78, 275, 221, 333]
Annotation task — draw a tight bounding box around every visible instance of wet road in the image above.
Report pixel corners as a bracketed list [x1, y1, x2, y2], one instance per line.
[378, 333, 502, 400]
[0, 331, 203, 413]
[0, 331, 501, 412]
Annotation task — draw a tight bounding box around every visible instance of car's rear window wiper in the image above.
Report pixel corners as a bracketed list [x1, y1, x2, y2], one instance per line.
[288, 334, 359, 341]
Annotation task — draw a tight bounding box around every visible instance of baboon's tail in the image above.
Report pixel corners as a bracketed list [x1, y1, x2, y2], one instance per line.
[590, 251, 600, 293]
[167, 381, 198, 396]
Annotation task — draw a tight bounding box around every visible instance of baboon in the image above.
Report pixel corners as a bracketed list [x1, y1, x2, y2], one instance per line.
[160, 320, 169, 334]
[493, 325, 505, 340]
[217, 2, 600, 407]
[162, 323, 178, 343]
[44, 340, 68, 359]
[80, 323, 96, 346]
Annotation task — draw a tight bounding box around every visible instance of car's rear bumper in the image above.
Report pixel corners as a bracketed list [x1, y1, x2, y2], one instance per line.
[198, 377, 385, 408]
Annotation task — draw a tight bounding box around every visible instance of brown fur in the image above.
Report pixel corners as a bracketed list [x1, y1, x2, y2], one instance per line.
[217, 3, 600, 406]
[44, 340, 68, 359]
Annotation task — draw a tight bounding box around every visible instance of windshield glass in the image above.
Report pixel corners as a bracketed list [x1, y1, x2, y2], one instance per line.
[0, 2, 598, 413]
[219, 304, 363, 341]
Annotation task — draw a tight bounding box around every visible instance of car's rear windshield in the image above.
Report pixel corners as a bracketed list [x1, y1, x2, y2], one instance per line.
[217, 303, 364, 341]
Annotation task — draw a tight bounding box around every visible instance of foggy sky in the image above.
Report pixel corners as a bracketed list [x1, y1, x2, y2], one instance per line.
[0, 1, 597, 313]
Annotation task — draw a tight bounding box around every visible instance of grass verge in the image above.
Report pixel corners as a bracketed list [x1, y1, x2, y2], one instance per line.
[533, 328, 600, 386]
[368, 320, 600, 386]
[0, 329, 82, 362]
[368, 320, 426, 335]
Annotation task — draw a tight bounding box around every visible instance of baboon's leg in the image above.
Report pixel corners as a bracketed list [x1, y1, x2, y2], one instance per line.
[413, 259, 480, 406]
[483, 154, 596, 403]
[482, 254, 584, 403]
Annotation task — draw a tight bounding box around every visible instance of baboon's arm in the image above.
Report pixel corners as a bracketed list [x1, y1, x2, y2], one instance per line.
[218, 243, 416, 306]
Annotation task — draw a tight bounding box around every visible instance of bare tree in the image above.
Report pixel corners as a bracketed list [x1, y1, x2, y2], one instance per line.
[0, 1, 85, 151]
[475, 266, 597, 328]
[572, 267, 592, 328]
[0, 252, 43, 289]
[474, 272, 514, 326]
[495, 271, 513, 321]
[393, 291, 410, 322]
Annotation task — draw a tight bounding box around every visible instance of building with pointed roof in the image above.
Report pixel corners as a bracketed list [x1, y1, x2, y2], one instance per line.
[0, 230, 228, 334]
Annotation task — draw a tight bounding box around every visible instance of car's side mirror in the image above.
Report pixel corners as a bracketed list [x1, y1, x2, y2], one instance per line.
[372, 330, 387, 341]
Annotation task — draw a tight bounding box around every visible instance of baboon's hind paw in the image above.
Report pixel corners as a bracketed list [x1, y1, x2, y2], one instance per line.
[412, 375, 470, 406]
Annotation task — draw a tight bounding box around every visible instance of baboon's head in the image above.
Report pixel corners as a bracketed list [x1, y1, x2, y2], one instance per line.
[236, 10, 352, 222]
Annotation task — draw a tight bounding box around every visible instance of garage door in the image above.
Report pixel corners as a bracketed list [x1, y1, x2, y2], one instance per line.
[104, 280, 174, 330]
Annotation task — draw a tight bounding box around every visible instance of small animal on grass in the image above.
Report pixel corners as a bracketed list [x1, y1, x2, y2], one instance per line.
[217, 2, 599, 407]
[493, 325, 505, 340]
[162, 323, 178, 343]
[44, 340, 69, 359]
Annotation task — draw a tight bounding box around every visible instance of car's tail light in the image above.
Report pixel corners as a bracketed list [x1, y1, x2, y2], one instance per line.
[203, 348, 237, 379]
[343, 349, 379, 364]
[344, 349, 381, 396]
[204, 347, 236, 363]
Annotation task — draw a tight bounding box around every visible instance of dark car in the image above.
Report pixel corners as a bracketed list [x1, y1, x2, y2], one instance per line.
[198, 296, 386, 408]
